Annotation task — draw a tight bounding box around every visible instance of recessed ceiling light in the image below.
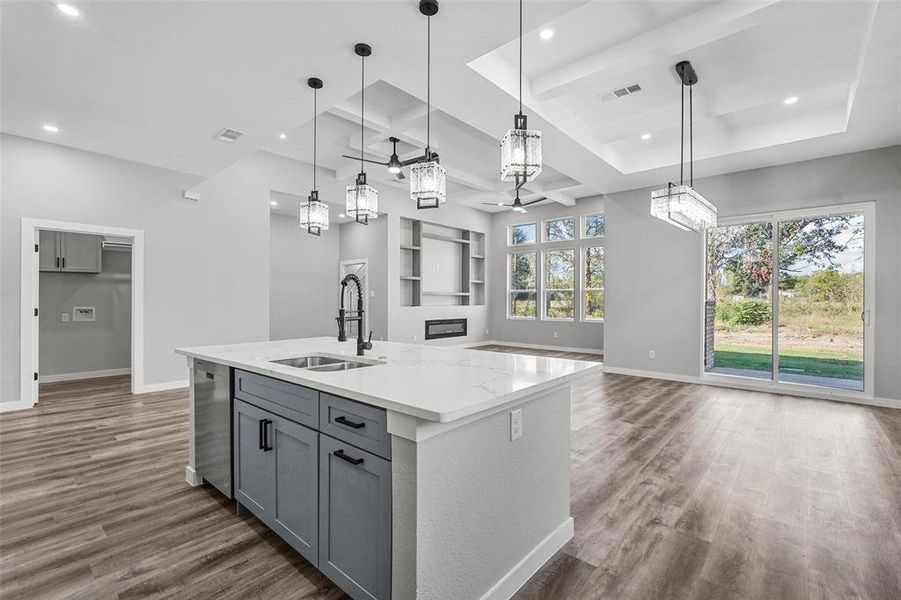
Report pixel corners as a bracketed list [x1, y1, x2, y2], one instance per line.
[279, 133, 287, 140]
[339, 213, 346, 218]
[56, 3, 80, 17]
[784, 96, 798, 105]
[42, 124, 59, 133]
[540, 28, 554, 40]
[270, 201, 278, 206]
[497, 202, 504, 206]
[641, 133, 651, 140]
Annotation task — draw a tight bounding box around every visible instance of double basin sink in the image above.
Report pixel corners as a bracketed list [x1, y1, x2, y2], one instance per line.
[271, 354, 380, 373]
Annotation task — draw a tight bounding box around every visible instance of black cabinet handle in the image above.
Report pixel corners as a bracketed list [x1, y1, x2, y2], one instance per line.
[62, 257, 66, 269]
[262, 420, 273, 452]
[259, 418, 265, 450]
[335, 415, 365, 429]
[334, 449, 364, 465]
[56, 257, 60, 268]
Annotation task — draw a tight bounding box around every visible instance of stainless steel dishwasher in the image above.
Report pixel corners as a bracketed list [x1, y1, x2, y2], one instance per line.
[193, 359, 232, 498]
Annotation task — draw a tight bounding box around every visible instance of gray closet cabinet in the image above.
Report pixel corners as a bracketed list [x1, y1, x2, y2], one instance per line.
[38, 230, 102, 273]
[233, 398, 319, 566]
[319, 434, 392, 600]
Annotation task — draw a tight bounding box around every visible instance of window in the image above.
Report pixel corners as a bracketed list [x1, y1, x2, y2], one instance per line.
[544, 217, 575, 242]
[509, 252, 537, 318]
[584, 246, 604, 320]
[583, 213, 605, 239]
[510, 223, 536, 245]
[543, 249, 575, 319]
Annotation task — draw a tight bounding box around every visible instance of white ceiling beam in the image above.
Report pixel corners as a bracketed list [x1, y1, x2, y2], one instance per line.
[531, 0, 783, 101]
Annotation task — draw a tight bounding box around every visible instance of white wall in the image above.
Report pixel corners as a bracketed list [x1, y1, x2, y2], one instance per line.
[340, 218, 388, 340]
[603, 145, 901, 400]
[269, 212, 340, 340]
[488, 198, 605, 352]
[39, 247, 132, 377]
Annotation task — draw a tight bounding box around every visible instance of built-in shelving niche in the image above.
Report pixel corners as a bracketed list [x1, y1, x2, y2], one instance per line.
[400, 217, 485, 307]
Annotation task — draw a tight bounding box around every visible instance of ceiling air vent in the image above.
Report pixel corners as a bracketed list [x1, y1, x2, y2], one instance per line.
[600, 83, 643, 102]
[214, 128, 244, 143]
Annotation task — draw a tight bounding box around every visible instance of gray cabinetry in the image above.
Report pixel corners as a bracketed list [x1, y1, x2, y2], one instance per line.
[38, 230, 102, 273]
[319, 434, 392, 600]
[233, 398, 319, 565]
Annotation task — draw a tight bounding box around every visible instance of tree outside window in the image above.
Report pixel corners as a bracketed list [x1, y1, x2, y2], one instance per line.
[509, 252, 537, 317]
[584, 246, 604, 320]
[544, 249, 575, 319]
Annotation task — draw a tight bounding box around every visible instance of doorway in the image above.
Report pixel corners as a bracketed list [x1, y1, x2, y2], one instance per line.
[703, 203, 874, 394]
[19, 219, 145, 407]
[340, 258, 369, 321]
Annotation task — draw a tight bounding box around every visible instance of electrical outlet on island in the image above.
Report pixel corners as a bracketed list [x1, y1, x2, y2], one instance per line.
[510, 408, 523, 441]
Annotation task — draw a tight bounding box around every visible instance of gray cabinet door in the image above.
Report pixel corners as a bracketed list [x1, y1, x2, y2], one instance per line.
[319, 434, 391, 600]
[38, 230, 60, 271]
[61, 232, 101, 272]
[271, 417, 319, 566]
[233, 399, 275, 517]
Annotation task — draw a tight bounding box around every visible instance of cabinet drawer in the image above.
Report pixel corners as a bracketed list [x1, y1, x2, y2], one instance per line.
[320, 393, 390, 460]
[234, 370, 318, 428]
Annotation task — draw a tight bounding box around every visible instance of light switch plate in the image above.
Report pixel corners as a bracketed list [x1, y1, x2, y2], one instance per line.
[511, 408, 523, 441]
[61, 313, 69, 322]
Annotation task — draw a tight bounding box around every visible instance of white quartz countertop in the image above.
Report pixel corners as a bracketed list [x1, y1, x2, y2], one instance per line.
[176, 337, 602, 423]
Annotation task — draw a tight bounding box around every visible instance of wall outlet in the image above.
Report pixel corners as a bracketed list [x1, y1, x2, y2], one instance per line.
[649, 350, 656, 359]
[510, 408, 523, 441]
[370, 290, 375, 297]
[61, 313, 69, 322]
[412, 334, 418, 342]
[485, 328, 489, 335]
[553, 331, 558, 339]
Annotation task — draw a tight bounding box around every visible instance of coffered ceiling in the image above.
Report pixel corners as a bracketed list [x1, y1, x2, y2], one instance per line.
[3, 0, 898, 214]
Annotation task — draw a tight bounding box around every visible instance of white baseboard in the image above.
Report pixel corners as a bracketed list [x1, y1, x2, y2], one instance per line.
[185, 465, 203, 487]
[480, 517, 574, 600]
[602, 365, 901, 410]
[39, 368, 131, 383]
[135, 379, 189, 394]
[0, 400, 35, 413]
[463, 340, 603, 356]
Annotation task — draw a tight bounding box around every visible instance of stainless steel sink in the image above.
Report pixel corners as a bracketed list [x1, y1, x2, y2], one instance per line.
[270, 354, 379, 372]
[271, 355, 346, 369]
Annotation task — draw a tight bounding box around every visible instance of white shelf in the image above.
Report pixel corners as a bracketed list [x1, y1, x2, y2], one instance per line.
[422, 233, 470, 244]
[400, 275, 421, 281]
[471, 254, 485, 259]
[423, 291, 470, 296]
[400, 244, 421, 251]
[470, 280, 484, 284]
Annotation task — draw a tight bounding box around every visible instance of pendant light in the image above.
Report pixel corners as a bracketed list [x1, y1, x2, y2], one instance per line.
[345, 43, 378, 225]
[500, 0, 542, 186]
[409, 0, 446, 209]
[300, 77, 329, 235]
[650, 61, 716, 232]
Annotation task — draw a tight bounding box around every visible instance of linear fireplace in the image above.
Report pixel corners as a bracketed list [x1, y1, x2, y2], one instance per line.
[424, 318, 467, 340]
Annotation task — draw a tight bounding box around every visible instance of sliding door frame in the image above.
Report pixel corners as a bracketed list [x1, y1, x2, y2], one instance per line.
[701, 201, 875, 401]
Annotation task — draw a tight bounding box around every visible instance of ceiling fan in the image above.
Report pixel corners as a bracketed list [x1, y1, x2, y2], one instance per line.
[485, 190, 545, 213]
[342, 136, 423, 181]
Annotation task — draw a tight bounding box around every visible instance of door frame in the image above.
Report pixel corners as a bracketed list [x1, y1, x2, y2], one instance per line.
[339, 258, 369, 321]
[700, 201, 876, 401]
[19, 218, 145, 408]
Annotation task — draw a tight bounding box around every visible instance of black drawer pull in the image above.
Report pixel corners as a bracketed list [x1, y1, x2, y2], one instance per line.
[334, 449, 364, 465]
[263, 420, 273, 452]
[259, 418, 265, 450]
[335, 415, 365, 429]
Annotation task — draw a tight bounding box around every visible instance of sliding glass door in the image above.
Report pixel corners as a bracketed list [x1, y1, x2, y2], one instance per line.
[705, 208, 869, 393]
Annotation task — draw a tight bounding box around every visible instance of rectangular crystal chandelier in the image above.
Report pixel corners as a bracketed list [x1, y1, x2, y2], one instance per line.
[650, 184, 717, 232]
[299, 191, 329, 235]
[501, 115, 542, 182]
[409, 160, 446, 209]
[346, 174, 379, 224]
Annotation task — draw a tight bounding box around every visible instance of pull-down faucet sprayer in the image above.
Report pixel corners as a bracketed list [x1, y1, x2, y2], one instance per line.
[337, 274, 372, 356]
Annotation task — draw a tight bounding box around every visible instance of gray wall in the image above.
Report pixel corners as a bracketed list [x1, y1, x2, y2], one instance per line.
[340, 218, 388, 341]
[39, 248, 132, 377]
[269, 212, 340, 340]
[488, 198, 605, 352]
[603, 145, 901, 400]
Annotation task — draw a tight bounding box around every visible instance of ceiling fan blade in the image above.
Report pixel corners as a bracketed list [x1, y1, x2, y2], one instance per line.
[482, 202, 508, 206]
[522, 197, 547, 206]
[341, 154, 389, 166]
[400, 157, 422, 167]
[395, 170, 406, 181]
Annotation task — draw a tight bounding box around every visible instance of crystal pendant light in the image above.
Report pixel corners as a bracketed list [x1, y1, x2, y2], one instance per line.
[500, 0, 542, 184]
[650, 61, 716, 232]
[410, 0, 446, 209]
[300, 77, 329, 235]
[345, 43, 378, 225]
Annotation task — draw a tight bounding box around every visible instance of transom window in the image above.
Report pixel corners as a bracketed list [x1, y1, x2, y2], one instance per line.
[583, 213, 605, 239]
[510, 223, 536, 245]
[544, 217, 575, 242]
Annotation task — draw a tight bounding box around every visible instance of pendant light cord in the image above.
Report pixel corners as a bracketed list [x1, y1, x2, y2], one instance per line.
[690, 85, 693, 187]
[313, 87, 317, 191]
[426, 14, 431, 156]
[518, 0, 523, 116]
[360, 53, 365, 175]
[680, 84, 684, 187]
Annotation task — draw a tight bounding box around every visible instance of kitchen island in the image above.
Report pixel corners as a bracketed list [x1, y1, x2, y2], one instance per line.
[176, 337, 601, 600]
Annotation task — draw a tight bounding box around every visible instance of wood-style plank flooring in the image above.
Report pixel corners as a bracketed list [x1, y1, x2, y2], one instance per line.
[2, 347, 900, 599]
